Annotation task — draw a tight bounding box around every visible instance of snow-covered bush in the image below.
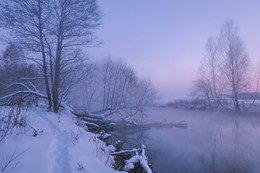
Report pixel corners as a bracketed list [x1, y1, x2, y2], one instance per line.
[0, 112, 13, 143]
[0, 107, 41, 142]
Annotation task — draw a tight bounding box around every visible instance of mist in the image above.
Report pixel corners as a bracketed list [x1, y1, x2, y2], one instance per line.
[132, 107, 260, 173]
[1, 1, 260, 173]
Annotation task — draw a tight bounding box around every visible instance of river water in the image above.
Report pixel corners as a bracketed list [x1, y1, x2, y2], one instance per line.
[116, 107, 260, 173]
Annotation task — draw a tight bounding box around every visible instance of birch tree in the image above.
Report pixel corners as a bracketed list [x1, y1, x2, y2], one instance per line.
[219, 21, 249, 111]
[193, 21, 250, 111]
[195, 38, 225, 108]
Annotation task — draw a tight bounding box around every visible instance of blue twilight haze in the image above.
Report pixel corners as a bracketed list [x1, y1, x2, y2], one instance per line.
[88, 0, 260, 101]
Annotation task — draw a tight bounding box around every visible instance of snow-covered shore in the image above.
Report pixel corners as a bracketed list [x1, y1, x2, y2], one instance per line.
[0, 107, 124, 173]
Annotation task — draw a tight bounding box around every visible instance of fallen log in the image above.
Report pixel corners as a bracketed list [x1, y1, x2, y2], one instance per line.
[73, 112, 188, 134]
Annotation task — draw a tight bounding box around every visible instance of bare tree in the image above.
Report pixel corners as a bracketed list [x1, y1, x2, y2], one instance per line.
[218, 21, 250, 111]
[81, 63, 99, 112]
[192, 21, 250, 111]
[98, 59, 155, 117]
[0, 44, 41, 106]
[0, 0, 102, 112]
[73, 58, 156, 118]
[48, 0, 102, 112]
[0, 0, 53, 108]
[194, 38, 225, 108]
[0, 43, 26, 85]
[204, 38, 225, 107]
[190, 78, 212, 107]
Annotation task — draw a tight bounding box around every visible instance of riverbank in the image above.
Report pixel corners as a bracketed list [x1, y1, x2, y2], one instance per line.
[73, 111, 156, 173]
[0, 106, 123, 173]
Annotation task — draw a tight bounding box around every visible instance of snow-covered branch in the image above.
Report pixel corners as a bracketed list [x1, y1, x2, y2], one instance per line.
[0, 90, 47, 100]
[111, 148, 143, 155]
[20, 77, 45, 80]
[89, 105, 142, 118]
[123, 148, 153, 173]
[0, 82, 47, 104]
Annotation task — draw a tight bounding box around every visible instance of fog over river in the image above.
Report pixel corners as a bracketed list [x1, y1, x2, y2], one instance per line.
[116, 107, 260, 173]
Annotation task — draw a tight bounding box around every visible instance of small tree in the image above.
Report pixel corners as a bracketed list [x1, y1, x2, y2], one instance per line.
[190, 78, 212, 107]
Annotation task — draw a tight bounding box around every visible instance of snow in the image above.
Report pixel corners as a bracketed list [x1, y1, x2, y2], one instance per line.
[98, 130, 111, 140]
[0, 107, 124, 173]
[107, 145, 116, 153]
[125, 117, 138, 125]
[124, 149, 152, 173]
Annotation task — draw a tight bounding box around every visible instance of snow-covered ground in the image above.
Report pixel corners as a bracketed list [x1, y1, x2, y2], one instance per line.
[0, 107, 123, 173]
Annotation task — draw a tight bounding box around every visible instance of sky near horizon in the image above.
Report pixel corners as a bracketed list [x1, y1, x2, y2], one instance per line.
[88, 0, 260, 101]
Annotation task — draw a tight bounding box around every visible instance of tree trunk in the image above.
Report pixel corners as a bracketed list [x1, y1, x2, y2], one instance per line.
[52, 2, 65, 113]
[38, 0, 52, 110]
[53, 39, 62, 113]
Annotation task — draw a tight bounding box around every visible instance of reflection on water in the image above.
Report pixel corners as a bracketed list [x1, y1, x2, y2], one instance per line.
[114, 107, 260, 173]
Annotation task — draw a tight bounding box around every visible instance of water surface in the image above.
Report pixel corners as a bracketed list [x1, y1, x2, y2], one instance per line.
[118, 107, 260, 173]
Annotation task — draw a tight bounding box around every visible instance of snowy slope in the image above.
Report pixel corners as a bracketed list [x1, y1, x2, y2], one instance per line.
[0, 107, 123, 173]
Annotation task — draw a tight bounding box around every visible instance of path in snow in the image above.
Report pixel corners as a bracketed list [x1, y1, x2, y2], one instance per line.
[38, 111, 72, 173]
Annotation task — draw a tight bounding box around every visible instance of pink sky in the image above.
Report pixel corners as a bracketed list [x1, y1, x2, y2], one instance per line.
[88, 0, 260, 101]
